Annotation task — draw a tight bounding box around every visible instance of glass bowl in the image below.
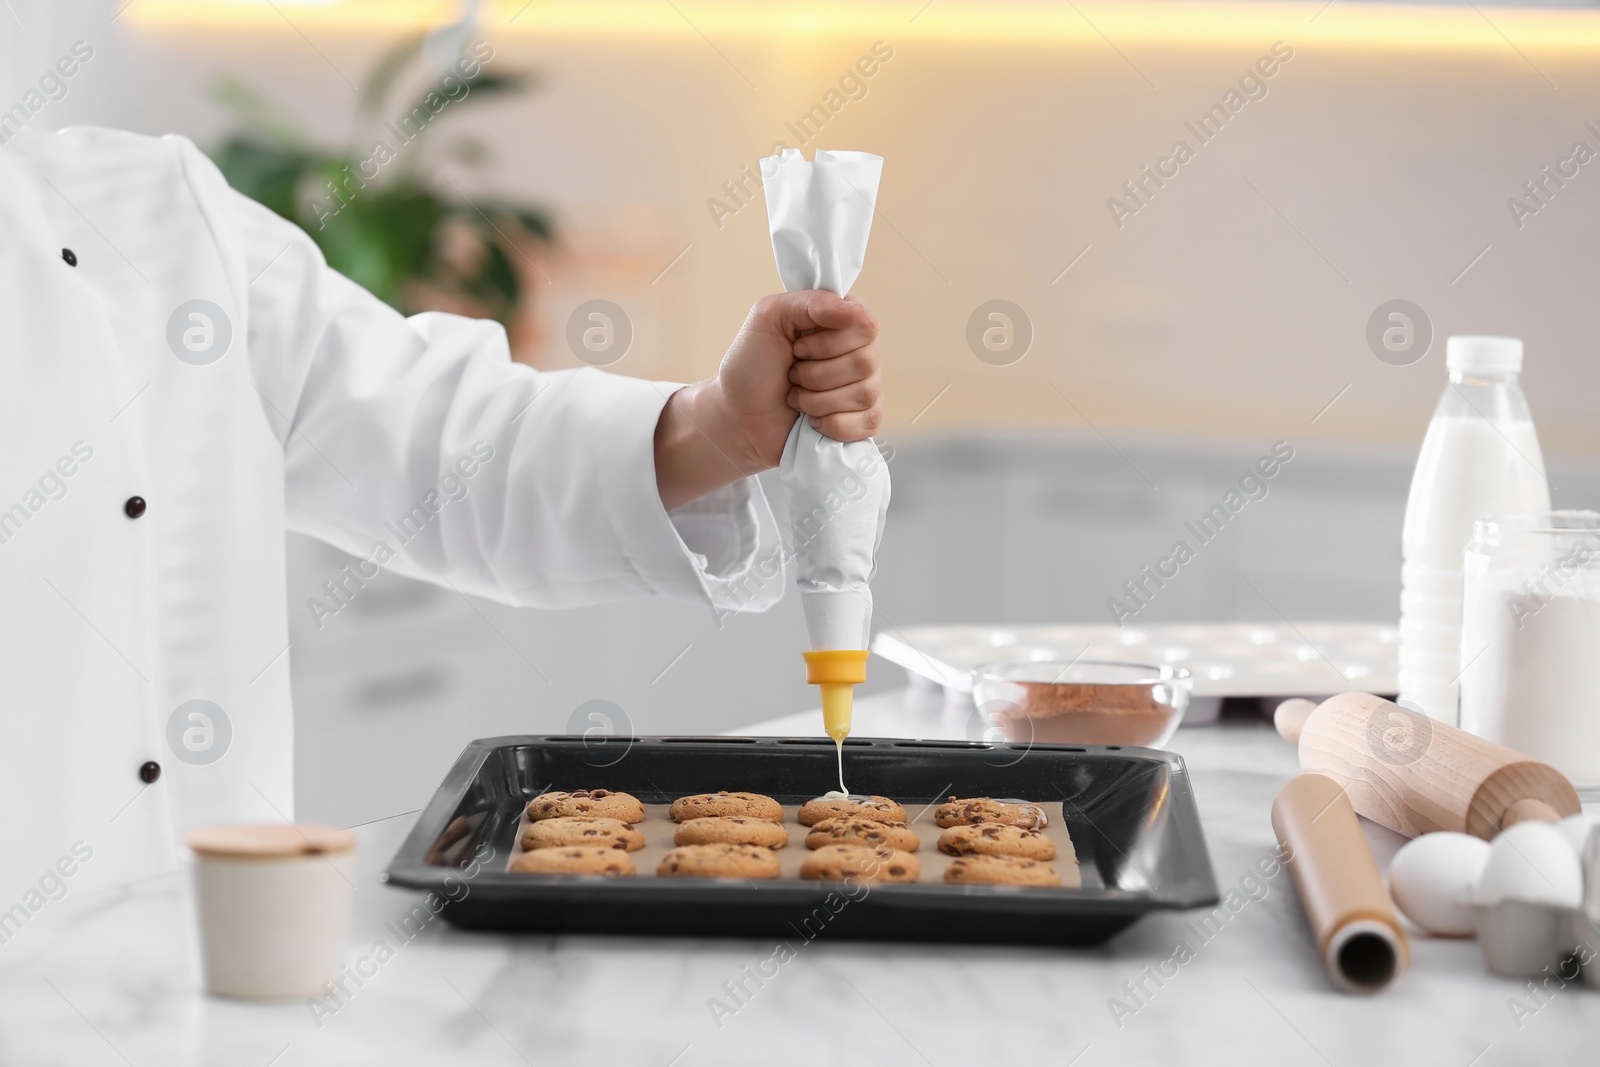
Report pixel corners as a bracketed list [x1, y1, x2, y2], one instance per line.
[970, 660, 1192, 748]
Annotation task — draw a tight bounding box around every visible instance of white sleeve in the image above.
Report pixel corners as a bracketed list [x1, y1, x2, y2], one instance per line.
[177, 138, 783, 614]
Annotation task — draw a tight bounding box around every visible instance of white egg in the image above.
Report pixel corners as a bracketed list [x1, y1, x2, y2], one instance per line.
[1389, 832, 1491, 936]
[1474, 821, 1583, 909]
[1556, 813, 1599, 859]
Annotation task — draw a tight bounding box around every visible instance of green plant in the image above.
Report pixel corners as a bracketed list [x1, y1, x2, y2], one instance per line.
[209, 34, 551, 332]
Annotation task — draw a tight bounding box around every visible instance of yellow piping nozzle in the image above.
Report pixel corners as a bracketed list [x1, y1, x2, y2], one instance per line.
[803, 649, 869, 744]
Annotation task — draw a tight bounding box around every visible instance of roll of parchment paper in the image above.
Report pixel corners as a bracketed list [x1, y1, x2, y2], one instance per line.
[1270, 773, 1409, 993]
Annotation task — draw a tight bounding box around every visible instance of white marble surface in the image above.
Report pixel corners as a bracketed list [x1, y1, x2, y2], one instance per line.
[2, 688, 1595, 1067]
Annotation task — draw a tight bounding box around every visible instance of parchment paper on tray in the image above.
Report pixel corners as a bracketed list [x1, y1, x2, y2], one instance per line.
[508, 802, 1081, 888]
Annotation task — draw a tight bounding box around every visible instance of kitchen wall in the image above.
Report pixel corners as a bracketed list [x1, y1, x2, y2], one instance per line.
[10, 0, 1593, 452]
[6, 0, 1593, 451]
[6, 0, 1599, 824]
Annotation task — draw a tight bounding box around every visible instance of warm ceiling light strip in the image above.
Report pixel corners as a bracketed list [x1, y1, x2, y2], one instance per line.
[123, 1, 1600, 52]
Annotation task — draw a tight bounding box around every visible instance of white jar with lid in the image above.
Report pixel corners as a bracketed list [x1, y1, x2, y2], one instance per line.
[186, 823, 358, 998]
[1459, 510, 1600, 791]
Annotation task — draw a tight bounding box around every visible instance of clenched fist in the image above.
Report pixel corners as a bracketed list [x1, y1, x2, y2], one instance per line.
[655, 291, 882, 510]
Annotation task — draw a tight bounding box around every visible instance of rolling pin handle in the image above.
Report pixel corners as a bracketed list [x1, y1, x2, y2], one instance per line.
[1274, 698, 1319, 745]
[1501, 798, 1562, 829]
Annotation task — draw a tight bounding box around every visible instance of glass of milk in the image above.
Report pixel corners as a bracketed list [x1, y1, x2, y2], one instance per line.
[1459, 511, 1600, 793]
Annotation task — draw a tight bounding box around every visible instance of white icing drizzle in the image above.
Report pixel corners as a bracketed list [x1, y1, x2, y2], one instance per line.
[991, 798, 1049, 828]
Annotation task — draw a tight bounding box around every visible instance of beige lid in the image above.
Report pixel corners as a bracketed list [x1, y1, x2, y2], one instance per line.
[184, 823, 357, 859]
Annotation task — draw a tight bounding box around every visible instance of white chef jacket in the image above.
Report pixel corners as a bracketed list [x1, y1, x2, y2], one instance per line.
[0, 125, 783, 906]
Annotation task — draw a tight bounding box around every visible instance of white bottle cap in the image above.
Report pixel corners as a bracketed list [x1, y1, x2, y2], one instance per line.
[1446, 335, 1523, 375]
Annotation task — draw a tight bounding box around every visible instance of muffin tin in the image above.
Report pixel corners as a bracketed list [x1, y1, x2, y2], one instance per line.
[383, 735, 1219, 946]
[872, 621, 1400, 722]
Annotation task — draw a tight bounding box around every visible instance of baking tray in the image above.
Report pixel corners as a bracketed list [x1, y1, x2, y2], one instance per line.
[383, 735, 1219, 946]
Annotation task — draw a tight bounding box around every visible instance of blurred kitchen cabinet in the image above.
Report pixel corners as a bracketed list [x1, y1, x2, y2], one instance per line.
[293, 641, 525, 828]
[288, 433, 1576, 825]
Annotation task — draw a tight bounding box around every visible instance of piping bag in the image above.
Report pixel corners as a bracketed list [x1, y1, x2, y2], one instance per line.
[760, 148, 890, 792]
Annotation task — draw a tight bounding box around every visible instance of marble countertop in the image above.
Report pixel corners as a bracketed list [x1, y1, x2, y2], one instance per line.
[2, 688, 1593, 1067]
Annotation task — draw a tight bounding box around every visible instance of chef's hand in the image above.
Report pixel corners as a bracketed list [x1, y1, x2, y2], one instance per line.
[654, 291, 882, 510]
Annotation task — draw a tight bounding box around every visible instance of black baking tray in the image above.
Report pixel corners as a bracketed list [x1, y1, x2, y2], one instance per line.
[382, 735, 1219, 946]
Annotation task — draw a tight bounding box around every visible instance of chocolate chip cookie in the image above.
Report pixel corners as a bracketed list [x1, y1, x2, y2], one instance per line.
[944, 854, 1061, 887]
[509, 845, 636, 877]
[525, 789, 644, 825]
[797, 795, 906, 827]
[668, 791, 784, 823]
[937, 823, 1056, 861]
[804, 818, 920, 852]
[656, 843, 782, 880]
[674, 816, 790, 849]
[933, 796, 1048, 829]
[519, 817, 645, 853]
[800, 843, 920, 883]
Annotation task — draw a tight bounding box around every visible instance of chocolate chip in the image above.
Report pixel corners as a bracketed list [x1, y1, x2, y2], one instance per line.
[591, 789, 610, 798]
[889, 865, 905, 876]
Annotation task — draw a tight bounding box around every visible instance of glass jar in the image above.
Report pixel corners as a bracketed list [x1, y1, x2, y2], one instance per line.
[1459, 510, 1600, 792]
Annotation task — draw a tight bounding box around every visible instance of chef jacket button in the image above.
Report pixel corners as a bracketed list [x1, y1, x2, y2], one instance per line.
[61, 248, 77, 267]
[139, 761, 161, 784]
[124, 496, 146, 519]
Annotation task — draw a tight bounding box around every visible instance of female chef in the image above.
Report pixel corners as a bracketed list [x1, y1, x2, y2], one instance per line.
[0, 125, 882, 905]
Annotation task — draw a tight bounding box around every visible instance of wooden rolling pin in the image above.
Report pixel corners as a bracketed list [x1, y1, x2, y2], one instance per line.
[1274, 693, 1580, 841]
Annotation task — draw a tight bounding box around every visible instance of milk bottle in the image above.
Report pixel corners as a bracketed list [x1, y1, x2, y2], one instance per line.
[1398, 336, 1550, 724]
